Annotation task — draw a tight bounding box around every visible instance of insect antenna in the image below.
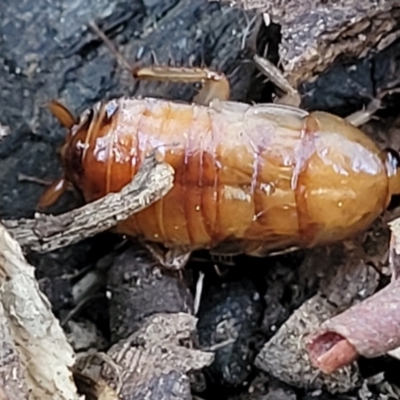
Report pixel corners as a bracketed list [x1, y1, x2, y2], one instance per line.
[48, 100, 78, 129]
[88, 20, 134, 73]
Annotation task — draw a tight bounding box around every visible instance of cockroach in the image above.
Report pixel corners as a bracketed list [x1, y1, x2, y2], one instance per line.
[39, 35, 400, 267]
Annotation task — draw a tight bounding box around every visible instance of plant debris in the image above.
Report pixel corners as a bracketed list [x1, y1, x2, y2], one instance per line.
[0, 223, 80, 399]
[74, 313, 214, 400]
[215, 0, 400, 87]
[2, 156, 174, 254]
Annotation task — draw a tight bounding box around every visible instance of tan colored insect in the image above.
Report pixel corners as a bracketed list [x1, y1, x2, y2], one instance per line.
[40, 35, 400, 266]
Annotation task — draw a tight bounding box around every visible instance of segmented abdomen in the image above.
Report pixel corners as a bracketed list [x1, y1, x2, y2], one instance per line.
[63, 97, 390, 255]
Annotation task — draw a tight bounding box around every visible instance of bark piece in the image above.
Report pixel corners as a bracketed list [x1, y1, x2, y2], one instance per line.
[75, 313, 214, 400]
[0, 223, 80, 399]
[2, 156, 174, 253]
[0, 300, 30, 399]
[215, 0, 400, 86]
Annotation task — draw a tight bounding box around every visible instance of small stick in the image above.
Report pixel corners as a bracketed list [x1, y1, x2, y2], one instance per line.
[2, 156, 174, 254]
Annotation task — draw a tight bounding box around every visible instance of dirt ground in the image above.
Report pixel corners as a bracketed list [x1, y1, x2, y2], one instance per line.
[2, 0, 400, 399]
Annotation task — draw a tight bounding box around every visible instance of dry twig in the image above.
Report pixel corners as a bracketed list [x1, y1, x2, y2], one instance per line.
[2, 156, 174, 253]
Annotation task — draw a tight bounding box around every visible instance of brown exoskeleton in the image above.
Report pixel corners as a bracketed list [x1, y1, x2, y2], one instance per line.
[39, 23, 400, 269]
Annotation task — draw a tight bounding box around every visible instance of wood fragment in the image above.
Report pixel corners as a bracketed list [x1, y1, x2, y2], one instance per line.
[214, 0, 400, 87]
[0, 223, 80, 399]
[0, 300, 30, 399]
[2, 156, 175, 254]
[74, 313, 214, 400]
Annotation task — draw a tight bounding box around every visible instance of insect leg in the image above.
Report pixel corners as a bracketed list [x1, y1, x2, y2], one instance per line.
[345, 98, 382, 127]
[141, 241, 192, 270]
[134, 66, 230, 105]
[254, 54, 383, 127]
[253, 54, 301, 107]
[48, 100, 78, 129]
[37, 177, 69, 210]
[35, 101, 77, 210]
[89, 21, 230, 105]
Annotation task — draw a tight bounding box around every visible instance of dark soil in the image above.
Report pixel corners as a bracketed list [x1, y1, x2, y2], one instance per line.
[2, 0, 400, 399]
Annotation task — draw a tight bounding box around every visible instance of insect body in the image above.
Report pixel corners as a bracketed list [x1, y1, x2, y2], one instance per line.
[47, 94, 400, 258]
